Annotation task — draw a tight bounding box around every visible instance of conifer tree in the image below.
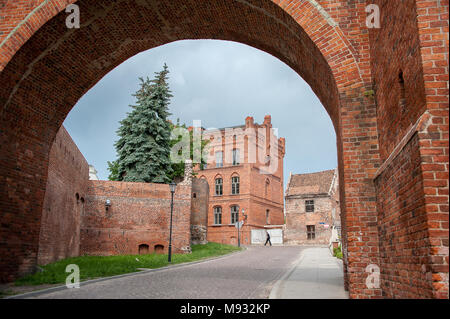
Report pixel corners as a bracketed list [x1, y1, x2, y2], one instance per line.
[113, 64, 174, 183]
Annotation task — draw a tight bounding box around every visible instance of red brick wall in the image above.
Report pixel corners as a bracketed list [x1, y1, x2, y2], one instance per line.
[369, 0, 449, 299]
[375, 133, 434, 298]
[190, 178, 209, 244]
[369, 0, 428, 161]
[37, 126, 89, 265]
[80, 181, 192, 256]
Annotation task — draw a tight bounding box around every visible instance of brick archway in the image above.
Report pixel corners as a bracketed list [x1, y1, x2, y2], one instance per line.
[0, 0, 447, 299]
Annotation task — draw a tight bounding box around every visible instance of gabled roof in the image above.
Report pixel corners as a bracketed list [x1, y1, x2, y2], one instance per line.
[286, 169, 336, 197]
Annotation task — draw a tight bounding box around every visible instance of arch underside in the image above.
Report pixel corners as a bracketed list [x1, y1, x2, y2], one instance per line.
[0, 0, 341, 136]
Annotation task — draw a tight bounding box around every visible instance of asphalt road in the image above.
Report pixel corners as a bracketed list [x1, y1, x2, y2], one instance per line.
[23, 246, 305, 299]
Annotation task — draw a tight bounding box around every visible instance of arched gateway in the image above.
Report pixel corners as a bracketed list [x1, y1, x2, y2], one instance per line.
[0, 0, 447, 298]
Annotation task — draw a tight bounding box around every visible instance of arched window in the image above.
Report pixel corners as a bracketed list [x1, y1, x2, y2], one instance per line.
[138, 244, 149, 255]
[231, 176, 240, 195]
[215, 178, 223, 196]
[154, 244, 164, 254]
[214, 206, 222, 225]
[231, 205, 239, 224]
[232, 148, 240, 165]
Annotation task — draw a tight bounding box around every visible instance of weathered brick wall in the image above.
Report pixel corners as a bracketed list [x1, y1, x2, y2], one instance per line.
[37, 126, 89, 265]
[190, 178, 209, 244]
[284, 196, 333, 245]
[369, 0, 449, 299]
[375, 133, 434, 298]
[370, 0, 428, 160]
[80, 181, 192, 256]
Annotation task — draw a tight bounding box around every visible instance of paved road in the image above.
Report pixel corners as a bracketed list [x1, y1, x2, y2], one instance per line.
[23, 246, 305, 299]
[270, 247, 348, 299]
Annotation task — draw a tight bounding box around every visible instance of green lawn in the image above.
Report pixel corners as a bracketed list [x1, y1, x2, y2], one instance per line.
[15, 242, 241, 286]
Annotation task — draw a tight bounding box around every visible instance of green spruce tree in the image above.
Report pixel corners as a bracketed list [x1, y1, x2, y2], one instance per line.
[107, 160, 120, 181]
[113, 64, 174, 183]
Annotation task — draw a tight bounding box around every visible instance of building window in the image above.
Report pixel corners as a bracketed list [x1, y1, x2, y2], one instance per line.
[216, 151, 223, 168]
[214, 207, 222, 225]
[231, 176, 240, 195]
[305, 200, 315, 212]
[215, 178, 223, 196]
[231, 205, 239, 224]
[200, 163, 207, 170]
[266, 209, 270, 225]
[232, 149, 240, 165]
[307, 225, 315, 240]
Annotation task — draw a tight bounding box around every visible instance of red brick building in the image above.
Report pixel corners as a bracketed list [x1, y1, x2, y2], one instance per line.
[194, 115, 285, 245]
[284, 169, 340, 246]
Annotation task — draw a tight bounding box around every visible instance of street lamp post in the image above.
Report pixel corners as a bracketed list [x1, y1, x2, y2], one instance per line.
[168, 182, 177, 263]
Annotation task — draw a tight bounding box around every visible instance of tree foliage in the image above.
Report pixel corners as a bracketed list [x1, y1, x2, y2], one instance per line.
[169, 119, 209, 181]
[110, 64, 174, 183]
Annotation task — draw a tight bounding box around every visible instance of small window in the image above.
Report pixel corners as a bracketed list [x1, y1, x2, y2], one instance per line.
[231, 206, 239, 224]
[216, 151, 223, 168]
[266, 209, 270, 225]
[139, 244, 149, 255]
[305, 200, 315, 212]
[215, 178, 223, 196]
[193, 193, 197, 199]
[231, 176, 240, 195]
[232, 149, 240, 165]
[307, 225, 315, 240]
[214, 207, 222, 225]
[154, 244, 164, 254]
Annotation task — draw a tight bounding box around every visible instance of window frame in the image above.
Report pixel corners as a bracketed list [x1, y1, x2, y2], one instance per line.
[232, 148, 240, 166]
[230, 205, 239, 224]
[305, 199, 315, 212]
[307, 225, 315, 240]
[231, 176, 240, 195]
[215, 178, 223, 196]
[214, 206, 222, 225]
[215, 151, 223, 168]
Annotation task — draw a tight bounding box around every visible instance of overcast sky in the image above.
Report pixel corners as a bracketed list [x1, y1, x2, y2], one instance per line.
[63, 39, 337, 188]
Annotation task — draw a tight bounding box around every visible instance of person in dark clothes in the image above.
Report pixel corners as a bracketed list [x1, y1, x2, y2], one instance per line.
[264, 231, 272, 246]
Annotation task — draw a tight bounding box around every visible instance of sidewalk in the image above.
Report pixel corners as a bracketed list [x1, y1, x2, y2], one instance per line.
[269, 246, 348, 299]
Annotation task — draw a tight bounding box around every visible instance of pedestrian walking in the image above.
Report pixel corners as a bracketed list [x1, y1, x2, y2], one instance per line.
[264, 231, 272, 246]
